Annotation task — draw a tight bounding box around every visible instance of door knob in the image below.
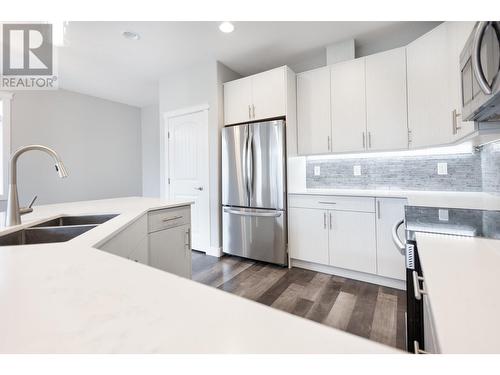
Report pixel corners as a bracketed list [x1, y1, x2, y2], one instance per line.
[194, 186, 204, 191]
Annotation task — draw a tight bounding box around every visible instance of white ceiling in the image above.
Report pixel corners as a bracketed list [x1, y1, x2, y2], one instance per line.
[57, 21, 441, 107]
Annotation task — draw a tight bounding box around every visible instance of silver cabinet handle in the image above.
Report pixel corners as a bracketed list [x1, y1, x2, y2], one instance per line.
[472, 22, 494, 95]
[194, 186, 204, 191]
[377, 200, 381, 220]
[329, 212, 332, 230]
[362, 132, 366, 149]
[392, 219, 405, 255]
[368, 131, 372, 148]
[252, 104, 255, 119]
[323, 212, 327, 229]
[162, 215, 183, 222]
[223, 208, 282, 218]
[248, 105, 252, 119]
[414, 340, 429, 354]
[318, 201, 337, 205]
[412, 270, 427, 300]
[327, 135, 331, 151]
[452, 109, 462, 135]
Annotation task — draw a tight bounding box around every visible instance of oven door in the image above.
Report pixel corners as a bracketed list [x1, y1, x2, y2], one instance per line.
[461, 21, 500, 122]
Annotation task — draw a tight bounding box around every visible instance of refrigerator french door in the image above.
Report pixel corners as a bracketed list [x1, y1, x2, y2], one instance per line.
[222, 120, 287, 265]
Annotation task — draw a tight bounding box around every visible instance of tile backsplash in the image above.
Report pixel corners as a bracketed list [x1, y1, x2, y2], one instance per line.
[305, 143, 500, 192]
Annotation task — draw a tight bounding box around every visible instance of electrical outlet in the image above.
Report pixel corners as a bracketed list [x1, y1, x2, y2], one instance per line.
[353, 165, 361, 176]
[314, 165, 321, 176]
[437, 162, 448, 175]
[438, 209, 449, 221]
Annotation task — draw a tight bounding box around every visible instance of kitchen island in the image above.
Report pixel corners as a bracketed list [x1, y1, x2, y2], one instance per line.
[0, 197, 399, 353]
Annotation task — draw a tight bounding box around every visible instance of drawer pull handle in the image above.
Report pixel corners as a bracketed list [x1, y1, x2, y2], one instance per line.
[162, 215, 183, 222]
[318, 201, 337, 205]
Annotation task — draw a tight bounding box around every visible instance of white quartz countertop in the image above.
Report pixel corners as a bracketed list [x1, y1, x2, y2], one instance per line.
[0, 197, 398, 353]
[416, 233, 500, 353]
[289, 189, 500, 210]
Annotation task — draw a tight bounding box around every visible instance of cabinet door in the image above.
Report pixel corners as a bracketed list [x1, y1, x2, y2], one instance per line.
[127, 236, 149, 264]
[366, 48, 408, 151]
[149, 224, 192, 279]
[297, 67, 331, 155]
[407, 23, 452, 148]
[375, 198, 406, 280]
[331, 58, 367, 153]
[289, 207, 329, 264]
[329, 210, 377, 274]
[447, 22, 476, 141]
[223, 77, 252, 125]
[251, 67, 286, 121]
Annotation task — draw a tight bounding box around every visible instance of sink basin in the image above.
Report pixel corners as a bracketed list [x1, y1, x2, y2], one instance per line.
[32, 214, 118, 227]
[0, 225, 97, 246]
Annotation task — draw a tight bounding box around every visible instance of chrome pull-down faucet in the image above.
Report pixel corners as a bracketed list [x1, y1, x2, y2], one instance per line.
[5, 145, 68, 227]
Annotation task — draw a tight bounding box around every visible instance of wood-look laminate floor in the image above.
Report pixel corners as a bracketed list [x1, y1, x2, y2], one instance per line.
[192, 251, 407, 350]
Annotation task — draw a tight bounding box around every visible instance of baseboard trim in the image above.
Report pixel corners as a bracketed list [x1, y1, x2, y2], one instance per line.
[291, 259, 406, 290]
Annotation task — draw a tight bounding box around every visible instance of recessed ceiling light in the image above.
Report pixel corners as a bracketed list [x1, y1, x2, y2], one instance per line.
[122, 31, 140, 40]
[219, 22, 234, 33]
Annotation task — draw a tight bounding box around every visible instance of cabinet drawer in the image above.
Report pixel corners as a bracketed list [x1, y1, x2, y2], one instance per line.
[288, 194, 375, 212]
[148, 206, 190, 233]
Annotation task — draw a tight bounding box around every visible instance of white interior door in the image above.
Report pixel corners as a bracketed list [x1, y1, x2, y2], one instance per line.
[167, 109, 210, 252]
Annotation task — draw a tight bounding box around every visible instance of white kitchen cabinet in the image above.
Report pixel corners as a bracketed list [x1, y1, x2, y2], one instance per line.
[149, 224, 192, 279]
[297, 67, 331, 155]
[223, 76, 253, 125]
[407, 22, 476, 148]
[423, 294, 440, 353]
[98, 214, 149, 265]
[331, 58, 367, 153]
[97, 206, 192, 279]
[375, 198, 406, 280]
[289, 207, 329, 264]
[223, 66, 286, 125]
[251, 67, 286, 121]
[328, 210, 377, 274]
[366, 47, 408, 151]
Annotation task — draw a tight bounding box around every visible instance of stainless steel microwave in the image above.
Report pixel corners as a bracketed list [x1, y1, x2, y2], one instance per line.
[460, 21, 500, 122]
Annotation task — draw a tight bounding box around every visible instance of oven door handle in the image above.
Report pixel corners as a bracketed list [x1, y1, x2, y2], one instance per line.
[392, 219, 406, 255]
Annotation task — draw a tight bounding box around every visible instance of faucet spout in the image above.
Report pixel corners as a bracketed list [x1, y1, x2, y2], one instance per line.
[5, 145, 68, 227]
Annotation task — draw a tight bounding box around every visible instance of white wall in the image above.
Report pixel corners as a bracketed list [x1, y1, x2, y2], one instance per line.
[141, 103, 160, 197]
[6, 89, 142, 208]
[152, 60, 240, 254]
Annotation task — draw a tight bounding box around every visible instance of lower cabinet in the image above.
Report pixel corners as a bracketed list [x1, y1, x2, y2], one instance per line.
[96, 205, 192, 279]
[289, 194, 406, 283]
[376, 198, 407, 280]
[329, 210, 377, 274]
[149, 224, 191, 279]
[289, 207, 329, 264]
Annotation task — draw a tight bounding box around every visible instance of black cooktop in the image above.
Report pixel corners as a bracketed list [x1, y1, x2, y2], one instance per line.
[405, 206, 500, 239]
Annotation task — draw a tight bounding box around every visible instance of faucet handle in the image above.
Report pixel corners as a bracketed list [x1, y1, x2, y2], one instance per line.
[27, 195, 38, 208]
[19, 195, 37, 215]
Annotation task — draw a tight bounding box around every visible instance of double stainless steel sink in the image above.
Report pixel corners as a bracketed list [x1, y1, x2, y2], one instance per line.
[0, 214, 119, 246]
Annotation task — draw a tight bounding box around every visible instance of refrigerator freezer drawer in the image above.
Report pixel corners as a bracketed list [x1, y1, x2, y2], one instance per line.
[222, 207, 287, 266]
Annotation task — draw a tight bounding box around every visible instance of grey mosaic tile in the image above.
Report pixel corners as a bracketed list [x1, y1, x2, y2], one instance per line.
[306, 151, 483, 191]
[481, 141, 500, 193]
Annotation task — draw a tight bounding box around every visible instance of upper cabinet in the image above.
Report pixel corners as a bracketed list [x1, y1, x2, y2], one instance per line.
[223, 66, 286, 125]
[297, 67, 331, 154]
[297, 47, 408, 155]
[407, 22, 476, 148]
[331, 58, 366, 153]
[365, 47, 408, 151]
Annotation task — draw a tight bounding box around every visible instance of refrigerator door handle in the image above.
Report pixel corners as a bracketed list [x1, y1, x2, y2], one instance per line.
[223, 208, 282, 218]
[246, 126, 254, 202]
[242, 125, 249, 206]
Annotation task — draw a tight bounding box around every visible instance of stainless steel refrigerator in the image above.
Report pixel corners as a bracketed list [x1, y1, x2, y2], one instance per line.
[222, 120, 287, 266]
